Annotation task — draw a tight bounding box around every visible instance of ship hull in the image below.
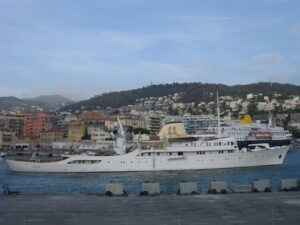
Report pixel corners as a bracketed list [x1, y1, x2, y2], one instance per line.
[5, 146, 289, 173]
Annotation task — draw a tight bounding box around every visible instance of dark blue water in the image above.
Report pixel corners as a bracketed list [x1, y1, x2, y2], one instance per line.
[1, 150, 300, 195]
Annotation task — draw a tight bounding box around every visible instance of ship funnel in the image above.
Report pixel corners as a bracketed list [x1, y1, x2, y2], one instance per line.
[238, 113, 253, 124]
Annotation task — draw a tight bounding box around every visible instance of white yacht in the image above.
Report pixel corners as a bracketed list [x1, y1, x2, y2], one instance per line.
[5, 98, 290, 173]
[5, 134, 289, 173]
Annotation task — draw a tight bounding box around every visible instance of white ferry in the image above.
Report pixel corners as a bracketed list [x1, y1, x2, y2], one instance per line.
[208, 113, 292, 149]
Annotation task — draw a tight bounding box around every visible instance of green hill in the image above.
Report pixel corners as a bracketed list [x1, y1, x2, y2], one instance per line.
[61, 82, 300, 111]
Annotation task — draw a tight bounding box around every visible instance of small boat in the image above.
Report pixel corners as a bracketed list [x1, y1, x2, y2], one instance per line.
[0, 152, 6, 160]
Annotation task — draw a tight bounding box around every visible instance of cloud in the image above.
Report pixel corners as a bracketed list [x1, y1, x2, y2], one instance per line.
[254, 52, 283, 66]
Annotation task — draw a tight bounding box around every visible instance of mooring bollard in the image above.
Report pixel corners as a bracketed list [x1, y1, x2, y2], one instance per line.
[105, 183, 126, 196]
[252, 180, 271, 192]
[280, 179, 298, 191]
[178, 182, 198, 195]
[209, 181, 228, 194]
[140, 182, 160, 195]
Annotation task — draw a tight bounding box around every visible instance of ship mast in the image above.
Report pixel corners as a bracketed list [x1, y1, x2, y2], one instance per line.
[217, 92, 221, 138]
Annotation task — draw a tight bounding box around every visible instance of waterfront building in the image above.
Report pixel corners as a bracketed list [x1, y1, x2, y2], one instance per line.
[147, 116, 161, 135]
[163, 114, 218, 134]
[39, 128, 64, 148]
[0, 130, 16, 149]
[12, 136, 30, 150]
[57, 118, 68, 138]
[24, 111, 57, 138]
[67, 120, 85, 142]
[119, 115, 146, 129]
[86, 121, 111, 141]
[0, 116, 24, 136]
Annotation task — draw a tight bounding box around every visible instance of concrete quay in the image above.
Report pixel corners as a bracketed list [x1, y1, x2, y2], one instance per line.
[0, 192, 300, 225]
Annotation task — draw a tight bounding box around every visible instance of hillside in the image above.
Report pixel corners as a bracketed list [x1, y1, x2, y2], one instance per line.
[61, 82, 300, 111]
[24, 95, 75, 110]
[0, 95, 75, 110]
[0, 96, 31, 110]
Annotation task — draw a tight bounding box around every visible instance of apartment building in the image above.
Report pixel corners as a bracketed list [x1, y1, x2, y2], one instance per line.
[39, 128, 64, 147]
[0, 116, 24, 136]
[67, 120, 85, 142]
[24, 111, 57, 138]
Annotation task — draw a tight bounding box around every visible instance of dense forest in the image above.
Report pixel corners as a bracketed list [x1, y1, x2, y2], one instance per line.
[61, 82, 300, 111]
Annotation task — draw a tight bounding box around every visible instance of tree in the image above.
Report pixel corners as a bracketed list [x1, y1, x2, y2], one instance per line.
[81, 127, 91, 140]
[126, 126, 134, 140]
[287, 126, 300, 138]
[247, 103, 258, 116]
[133, 127, 150, 135]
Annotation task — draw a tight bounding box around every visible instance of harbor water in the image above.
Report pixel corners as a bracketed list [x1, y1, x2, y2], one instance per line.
[1, 150, 300, 195]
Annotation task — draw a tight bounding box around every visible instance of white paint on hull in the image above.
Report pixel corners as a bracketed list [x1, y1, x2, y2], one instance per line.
[5, 146, 289, 173]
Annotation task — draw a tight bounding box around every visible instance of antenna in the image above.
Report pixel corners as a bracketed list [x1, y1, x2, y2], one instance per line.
[217, 92, 221, 138]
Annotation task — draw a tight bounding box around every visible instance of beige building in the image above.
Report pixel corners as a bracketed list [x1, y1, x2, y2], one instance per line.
[120, 117, 146, 129]
[13, 136, 30, 150]
[0, 130, 16, 148]
[257, 102, 275, 111]
[133, 134, 150, 141]
[68, 121, 86, 142]
[87, 121, 111, 141]
[40, 128, 64, 147]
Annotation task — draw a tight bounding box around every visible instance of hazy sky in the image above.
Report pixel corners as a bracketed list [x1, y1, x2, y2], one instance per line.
[1, 0, 300, 100]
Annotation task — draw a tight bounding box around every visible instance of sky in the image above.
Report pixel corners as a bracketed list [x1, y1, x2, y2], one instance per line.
[0, 0, 300, 101]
